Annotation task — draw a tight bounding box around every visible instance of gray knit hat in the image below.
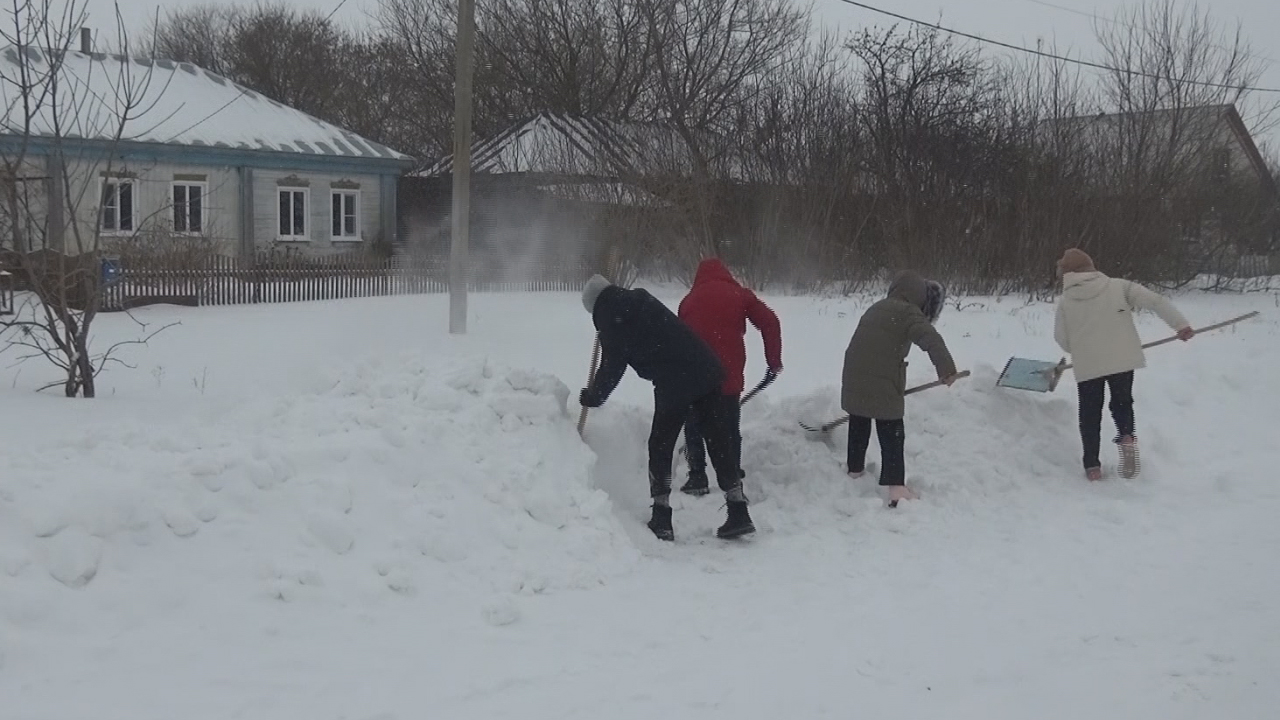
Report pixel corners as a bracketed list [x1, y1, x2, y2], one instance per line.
[581, 274, 612, 314]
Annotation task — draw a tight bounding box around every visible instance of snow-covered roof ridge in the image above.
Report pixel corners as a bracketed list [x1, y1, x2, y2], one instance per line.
[416, 111, 744, 180]
[0, 46, 414, 166]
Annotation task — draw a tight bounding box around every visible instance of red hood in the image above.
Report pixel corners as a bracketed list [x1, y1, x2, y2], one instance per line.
[693, 258, 737, 287]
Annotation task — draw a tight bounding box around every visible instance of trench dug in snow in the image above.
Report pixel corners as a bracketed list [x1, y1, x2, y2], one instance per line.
[579, 361, 1095, 545]
[0, 348, 1257, 615]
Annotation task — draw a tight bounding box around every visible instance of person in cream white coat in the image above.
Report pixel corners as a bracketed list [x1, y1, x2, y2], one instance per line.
[1053, 249, 1195, 481]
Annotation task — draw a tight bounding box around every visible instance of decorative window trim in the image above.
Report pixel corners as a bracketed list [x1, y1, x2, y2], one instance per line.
[277, 187, 309, 241]
[276, 174, 310, 188]
[172, 180, 207, 235]
[99, 177, 136, 236]
[330, 188, 361, 242]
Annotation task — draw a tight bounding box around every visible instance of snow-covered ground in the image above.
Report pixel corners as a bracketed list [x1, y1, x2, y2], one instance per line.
[2, 284, 1278, 719]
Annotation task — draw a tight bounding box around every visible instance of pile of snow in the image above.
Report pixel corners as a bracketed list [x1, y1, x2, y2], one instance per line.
[2, 289, 1277, 719]
[0, 354, 640, 625]
[577, 294, 1278, 565]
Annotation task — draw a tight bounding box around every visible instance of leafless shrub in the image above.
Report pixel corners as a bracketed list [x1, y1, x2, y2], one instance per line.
[1, 0, 178, 397]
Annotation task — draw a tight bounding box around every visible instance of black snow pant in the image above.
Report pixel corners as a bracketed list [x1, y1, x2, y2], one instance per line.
[1077, 370, 1135, 470]
[847, 415, 906, 486]
[650, 389, 742, 498]
[683, 396, 742, 478]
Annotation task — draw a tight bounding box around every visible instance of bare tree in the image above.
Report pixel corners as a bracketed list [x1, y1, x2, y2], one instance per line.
[727, 31, 865, 290]
[150, 3, 349, 113]
[1096, 0, 1277, 138]
[148, 3, 235, 73]
[374, 0, 471, 158]
[1, 0, 173, 397]
[135, 0, 1278, 296]
[1087, 0, 1279, 279]
[845, 24, 1022, 288]
[477, 0, 656, 121]
[150, 2, 431, 159]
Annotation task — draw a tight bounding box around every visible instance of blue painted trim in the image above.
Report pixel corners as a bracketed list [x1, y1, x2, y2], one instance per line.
[239, 166, 254, 257]
[0, 135, 416, 175]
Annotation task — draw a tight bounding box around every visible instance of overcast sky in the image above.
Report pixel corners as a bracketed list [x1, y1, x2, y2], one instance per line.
[77, 0, 1280, 150]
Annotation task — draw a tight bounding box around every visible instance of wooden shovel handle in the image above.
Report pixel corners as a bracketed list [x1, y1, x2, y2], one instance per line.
[806, 370, 971, 433]
[576, 333, 601, 437]
[1053, 310, 1259, 374]
[905, 369, 970, 396]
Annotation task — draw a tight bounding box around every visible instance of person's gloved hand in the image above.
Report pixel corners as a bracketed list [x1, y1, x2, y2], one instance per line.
[764, 366, 782, 384]
[1177, 326, 1196, 341]
[579, 387, 604, 408]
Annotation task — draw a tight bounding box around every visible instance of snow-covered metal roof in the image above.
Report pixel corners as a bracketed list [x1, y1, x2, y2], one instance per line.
[0, 46, 414, 166]
[1039, 103, 1274, 193]
[417, 112, 742, 180]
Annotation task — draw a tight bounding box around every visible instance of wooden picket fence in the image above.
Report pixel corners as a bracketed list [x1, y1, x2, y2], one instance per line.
[100, 254, 589, 312]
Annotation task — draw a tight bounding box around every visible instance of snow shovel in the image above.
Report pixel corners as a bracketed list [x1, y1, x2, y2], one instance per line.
[995, 310, 1260, 393]
[798, 370, 971, 434]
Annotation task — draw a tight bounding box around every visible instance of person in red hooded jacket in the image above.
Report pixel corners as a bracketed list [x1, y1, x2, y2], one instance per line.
[677, 258, 783, 496]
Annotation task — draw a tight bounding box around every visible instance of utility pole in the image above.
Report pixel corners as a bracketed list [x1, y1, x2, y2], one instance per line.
[449, 0, 476, 334]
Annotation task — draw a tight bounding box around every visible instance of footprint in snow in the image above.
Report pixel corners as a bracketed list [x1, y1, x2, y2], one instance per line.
[162, 506, 201, 537]
[307, 512, 355, 555]
[40, 526, 102, 588]
[481, 597, 520, 626]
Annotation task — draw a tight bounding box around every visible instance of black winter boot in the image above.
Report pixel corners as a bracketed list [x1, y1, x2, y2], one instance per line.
[680, 470, 710, 496]
[648, 504, 674, 541]
[717, 501, 755, 539]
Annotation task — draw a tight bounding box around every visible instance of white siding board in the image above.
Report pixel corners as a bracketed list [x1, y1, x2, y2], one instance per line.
[253, 169, 383, 255]
[4, 151, 394, 258]
[58, 156, 241, 255]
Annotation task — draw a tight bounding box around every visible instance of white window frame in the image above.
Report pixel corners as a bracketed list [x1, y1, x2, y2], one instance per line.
[330, 189, 361, 242]
[277, 187, 309, 241]
[100, 178, 137, 235]
[172, 181, 207, 235]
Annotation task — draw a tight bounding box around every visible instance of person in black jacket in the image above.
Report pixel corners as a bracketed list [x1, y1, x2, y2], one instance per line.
[579, 274, 755, 541]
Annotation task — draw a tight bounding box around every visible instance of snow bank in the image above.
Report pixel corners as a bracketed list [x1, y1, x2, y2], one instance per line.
[580, 361, 1086, 549]
[2, 289, 1276, 720]
[0, 355, 640, 618]
[587, 341, 1276, 562]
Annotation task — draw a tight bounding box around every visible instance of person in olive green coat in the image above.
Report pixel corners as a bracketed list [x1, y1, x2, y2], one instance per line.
[841, 271, 961, 505]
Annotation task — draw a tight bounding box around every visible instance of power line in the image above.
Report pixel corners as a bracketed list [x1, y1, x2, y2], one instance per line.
[325, 0, 353, 22]
[1019, 0, 1278, 68]
[833, 0, 1280, 94]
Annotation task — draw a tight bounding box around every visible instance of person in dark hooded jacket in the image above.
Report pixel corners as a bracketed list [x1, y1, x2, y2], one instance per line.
[841, 270, 960, 505]
[578, 274, 756, 540]
[676, 258, 783, 495]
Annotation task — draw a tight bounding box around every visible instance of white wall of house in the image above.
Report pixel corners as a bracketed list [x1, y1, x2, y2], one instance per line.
[59, 157, 241, 256]
[36, 157, 387, 257]
[253, 169, 383, 254]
